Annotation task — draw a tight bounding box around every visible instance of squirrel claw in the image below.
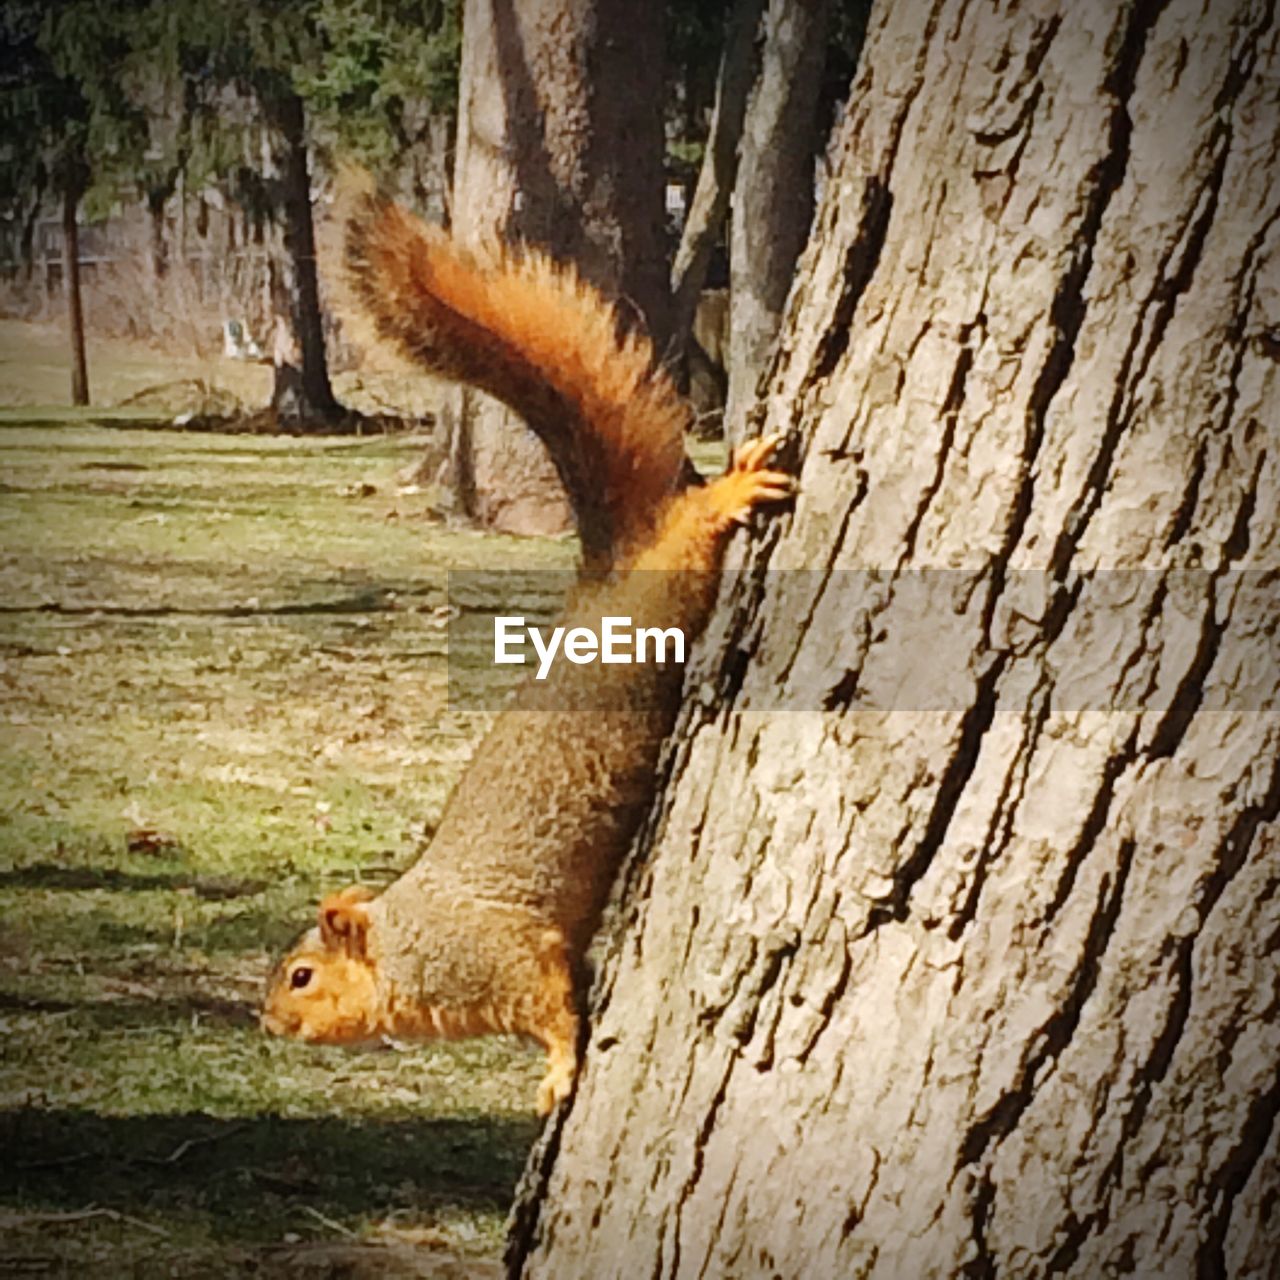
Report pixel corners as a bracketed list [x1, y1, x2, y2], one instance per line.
[731, 432, 787, 474]
[714, 444, 796, 528]
[536, 1063, 577, 1116]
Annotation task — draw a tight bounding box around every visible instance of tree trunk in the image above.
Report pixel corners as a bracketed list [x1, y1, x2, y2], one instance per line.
[18, 164, 45, 285]
[422, 112, 455, 227]
[508, 0, 1280, 1276]
[445, 0, 668, 537]
[147, 189, 169, 283]
[61, 183, 88, 408]
[724, 0, 833, 442]
[668, 0, 766, 372]
[266, 88, 342, 429]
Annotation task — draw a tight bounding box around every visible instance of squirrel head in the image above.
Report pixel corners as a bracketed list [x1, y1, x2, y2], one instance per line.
[261, 885, 384, 1045]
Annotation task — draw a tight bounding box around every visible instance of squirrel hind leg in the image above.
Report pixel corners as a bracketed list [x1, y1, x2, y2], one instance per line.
[528, 927, 582, 1116]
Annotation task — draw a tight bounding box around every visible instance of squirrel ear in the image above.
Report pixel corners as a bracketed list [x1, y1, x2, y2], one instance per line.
[318, 885, 375, 959]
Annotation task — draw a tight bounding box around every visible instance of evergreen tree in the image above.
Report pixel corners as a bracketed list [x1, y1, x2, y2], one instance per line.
[0, 1, 142, 405]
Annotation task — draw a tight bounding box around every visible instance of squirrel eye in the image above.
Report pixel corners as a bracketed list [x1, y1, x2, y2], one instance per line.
[290, 966, 313, 990]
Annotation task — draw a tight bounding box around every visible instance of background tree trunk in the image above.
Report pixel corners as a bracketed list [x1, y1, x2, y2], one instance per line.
[146, 185, 170, 284]
[724, 0, 832, 442]
[19, 163, 45, 285]
[266, 88, 342, 429]
[668, 0, 766, 376]
[61, 182, 88, 407]
[444, 0, 668, 537]
[508, 0, 1280, 1275]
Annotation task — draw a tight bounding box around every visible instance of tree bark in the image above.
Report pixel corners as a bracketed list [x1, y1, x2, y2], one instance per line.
[724, 0, 833, 442]
[266, 88, 342, 429]
[445, 0, 669, 537]
[61, 182, 88, 408]
[508, 0, 1280, 1276]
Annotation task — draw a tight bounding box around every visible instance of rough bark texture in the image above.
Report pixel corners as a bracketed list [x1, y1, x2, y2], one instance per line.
[447, 0, 669, 537]
[724, 0, 833, 441]
[508, 0, 1280, 1276]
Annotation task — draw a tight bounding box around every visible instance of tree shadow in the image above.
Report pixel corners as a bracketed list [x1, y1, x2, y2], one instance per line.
[0, 865, 249, 895]
[0, 987, 257, 1028]
[2, 589, 409, 619]
[2, 1107, 538, 1229]
[0, 862, 307, 955]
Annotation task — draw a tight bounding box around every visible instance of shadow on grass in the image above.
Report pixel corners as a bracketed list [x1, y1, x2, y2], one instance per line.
[0, 864, 273, 903]
[1, 1107, 538, 1229]
[0, 865, 181, 893]
[0, 988, 257, 1028]
[0, 581, 432, 619]
[0, 865, 264, 896]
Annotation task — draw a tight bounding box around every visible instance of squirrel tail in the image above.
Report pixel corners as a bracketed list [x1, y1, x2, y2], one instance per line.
[343, 186, 689, 568]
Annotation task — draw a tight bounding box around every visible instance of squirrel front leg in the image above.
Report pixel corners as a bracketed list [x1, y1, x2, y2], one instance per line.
[626, 433, 795, 575]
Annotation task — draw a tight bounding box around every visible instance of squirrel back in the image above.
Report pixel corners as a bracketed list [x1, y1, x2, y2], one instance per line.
[262, 193, 794, 1114]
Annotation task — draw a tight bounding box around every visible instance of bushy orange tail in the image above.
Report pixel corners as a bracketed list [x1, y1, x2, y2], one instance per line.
[343, 190, 690, 568]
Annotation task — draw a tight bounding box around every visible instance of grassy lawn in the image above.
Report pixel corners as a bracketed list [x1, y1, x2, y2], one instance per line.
[0, 316, 446, 425]
[0, 317, 273, 416]
[0, 415, 579, 1275]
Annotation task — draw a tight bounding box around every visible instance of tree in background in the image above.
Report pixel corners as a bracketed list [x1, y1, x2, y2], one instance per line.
[4, 0, 855, 439]
[188, 0, 459, 427]
[724, 0, 835, 438]
[508, 0, 1280, 1273]
[443, 0, 668, 536]
[301, 0, 461, 215]
[2, 0, 460, 424]
[437, 0, 843, 524]
[0, 1, 144, 406]
[188, 0, 460, 426]
[663, 0, 868, 435]
[0, 6, 53, 288]
[667, 0, 765, 391]
[154, 1, 346, 426]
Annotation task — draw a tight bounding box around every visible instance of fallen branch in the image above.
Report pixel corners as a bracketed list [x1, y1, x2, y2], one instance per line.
[132, 1123, 248, 1166]
[301, 1204, 358, 1239]
[0, 1206, 169, 1238]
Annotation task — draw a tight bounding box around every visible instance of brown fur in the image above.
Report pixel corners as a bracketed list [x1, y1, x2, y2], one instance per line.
[342, 182, 690, 570]
[261, 195, 794, 1114]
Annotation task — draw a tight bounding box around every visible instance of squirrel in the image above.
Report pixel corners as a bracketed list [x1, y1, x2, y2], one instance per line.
[260, 189, 795, 1114]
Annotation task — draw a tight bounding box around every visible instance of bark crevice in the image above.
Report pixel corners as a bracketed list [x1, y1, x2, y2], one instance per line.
[898, 318, 983, 567]
[948, 681, 1052, 939]
[809, 179, 893, 383]
[865, 652, 1008, 932]
[1048, 15, 1266, 574]
[956, 837, 1137, 1171]
[994, 0, 1169, 587]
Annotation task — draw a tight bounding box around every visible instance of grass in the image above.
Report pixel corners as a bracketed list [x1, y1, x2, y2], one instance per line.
[0, 317, 272, 416]
[0, 315, 448, 425]
[0, 398, 583, 1273]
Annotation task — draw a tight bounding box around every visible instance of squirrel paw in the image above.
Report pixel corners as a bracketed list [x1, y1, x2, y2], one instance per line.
[719, 432, 797, 526]
[535, 1057, 578, 1116]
